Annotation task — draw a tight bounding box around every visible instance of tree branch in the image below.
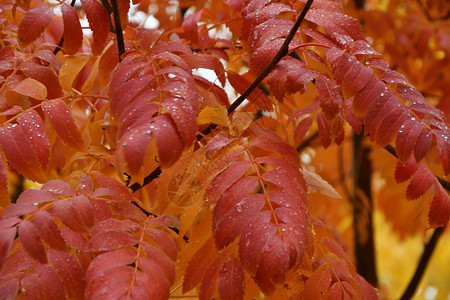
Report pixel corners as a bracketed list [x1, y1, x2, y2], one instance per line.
[110, 0, 125, 60]
[352, 132, 378, 286]
[400, 224, 447, 300]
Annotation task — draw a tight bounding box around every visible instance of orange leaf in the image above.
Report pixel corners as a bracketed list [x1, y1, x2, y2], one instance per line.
[11, 78, 47, 100]
[59, 55, 90, 92]
[41, 99, 86, 150]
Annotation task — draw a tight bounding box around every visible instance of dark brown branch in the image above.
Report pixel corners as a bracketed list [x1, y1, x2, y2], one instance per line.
[354, 0, 365, 10]
[227, 0, 314, 114]
[352, 132, 377, 286]
[384, 144, 450, 191]
[53, 0, 77, 55]
[400, 225, 446, 300]
[110, 0, 125, 60]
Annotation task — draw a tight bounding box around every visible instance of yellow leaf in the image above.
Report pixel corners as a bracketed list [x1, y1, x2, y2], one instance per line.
[11, 78, 47, 100]
[300, 168, 341, 198]
[59, 55, 90, 92]
[197, 106, 230, 127]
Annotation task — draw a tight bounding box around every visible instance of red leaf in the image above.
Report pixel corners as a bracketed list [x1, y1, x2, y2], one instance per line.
[227, 71, 273, 110]
[294, 117, 313, 145]
[95, 172, 134, 202]
[0, 203, 38, 219]
[17, 110, 50, 168]
[42, 180, 76, 196]
[61, 3, 83, 55]
[267, 57, 319, 101]
[88, 230, 139, 252]
[352, 76, 386, 117]
[41, 99, 85, 150]
[363, 91, 398, 135]
[17, 189, 58, 204]
[218, 257, 245, 300]
[406, 164, 434, 200]
[429, 181, 450, 227]
[81, 0, 110, 55]
[152, 114, 184, 167]
[18, 6, 53, 45]
[214, 193, 265, 248]
[21, 273, 44, 298]
[0, 123, 47, 182]
[382, 70, 412, 86]
[395, 119, 422, 163]
[414, 128, 432, 162]
[23, 264, 65, 299]
[375, 107, 410, 147]
[137, 256, 171, 299]
[0, 227, 16, 270]
[434, 129, 450, 175]
[183, 53, 226, 86]
[18, 220, 47, 263]
[20, 61, 63, 99]
[33, 210, 66, 250]
[206, 160, 252, 208]
[53, 200, 86, 233]
[249, 128, 300, 166]
[161, 97, 197, 145]
[145, 229, 177, 261]
[345, 98, 362, 134]
[329, 51, 373, 98]
[47, 249, 86, 299]
[317, 112, 331, 148]
[110, 73, 154, 117]
[71, 195, 95, 228]
[302, 264, 332, 299]
[142, 244, 176, 284]
[395, 155, 418, 183]
[86, 249, 135, 282]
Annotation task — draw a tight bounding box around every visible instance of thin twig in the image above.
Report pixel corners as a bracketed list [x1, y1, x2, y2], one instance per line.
[110, 0, 125, 60]
[384, 144, 450, 191]
[400, 224, 446, 300]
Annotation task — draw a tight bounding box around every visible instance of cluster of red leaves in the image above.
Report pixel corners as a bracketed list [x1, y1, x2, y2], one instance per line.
[0, 0, 448, 299]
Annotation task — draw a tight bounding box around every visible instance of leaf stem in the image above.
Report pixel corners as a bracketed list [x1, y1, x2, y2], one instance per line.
[400, 224, 446, 300]
[227, 0, 315, 114]
[110, 0, 125, 60]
